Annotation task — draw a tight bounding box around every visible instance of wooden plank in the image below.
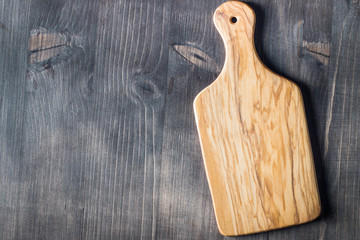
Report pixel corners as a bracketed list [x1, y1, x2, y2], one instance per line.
[322, 0, 360, 239]
[5, 1, 102, 239]
[87, 0, 170, 239]
[0, 1, 32, 239]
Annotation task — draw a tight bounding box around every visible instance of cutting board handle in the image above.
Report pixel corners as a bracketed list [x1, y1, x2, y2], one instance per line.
[214, 1, 259, 75]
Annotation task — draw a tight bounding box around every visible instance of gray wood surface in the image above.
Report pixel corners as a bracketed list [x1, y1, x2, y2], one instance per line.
[0, 0, 359, 239]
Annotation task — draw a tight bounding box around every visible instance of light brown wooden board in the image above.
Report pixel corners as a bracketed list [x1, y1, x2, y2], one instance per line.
[194, 1, 321, 236]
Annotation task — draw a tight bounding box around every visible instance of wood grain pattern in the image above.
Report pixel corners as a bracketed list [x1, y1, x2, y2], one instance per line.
[0, 0, 359, 239]
[194, 2, 321, 235]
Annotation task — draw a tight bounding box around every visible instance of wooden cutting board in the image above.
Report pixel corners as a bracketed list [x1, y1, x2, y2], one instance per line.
[193, 1, 321, 236]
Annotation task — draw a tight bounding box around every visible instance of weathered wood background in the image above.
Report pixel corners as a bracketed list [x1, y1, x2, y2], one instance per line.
[0, 0, 358, 239]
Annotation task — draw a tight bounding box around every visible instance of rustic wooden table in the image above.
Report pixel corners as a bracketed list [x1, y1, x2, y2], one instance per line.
[0, 0, 358, 239]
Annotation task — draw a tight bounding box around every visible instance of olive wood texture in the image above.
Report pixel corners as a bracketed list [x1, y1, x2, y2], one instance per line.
[193, 1, 321, 236]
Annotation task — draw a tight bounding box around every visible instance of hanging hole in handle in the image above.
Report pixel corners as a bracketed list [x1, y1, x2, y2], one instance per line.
[230, 17, 237, 24]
